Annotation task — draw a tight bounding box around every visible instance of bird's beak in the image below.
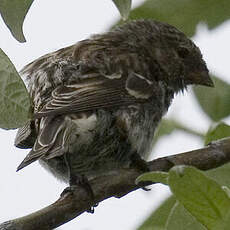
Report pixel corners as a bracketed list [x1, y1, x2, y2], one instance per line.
[188, 71, 214, 87]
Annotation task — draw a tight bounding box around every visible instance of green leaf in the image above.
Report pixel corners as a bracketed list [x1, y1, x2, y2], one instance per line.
[222, 186, 230, 198]
[169, 166, 230, 230]
[112, 0, 131, 20]
[193, 76, 230, 122]
[155, 119, 204, 141]
[205, 122, 230, 145]
[139, 164, 230, 230]
[166, 202, 206, 230]
[0, 0, 34, 42]
[125, 0, 230, 37]
[136, 171, 169, 185]
[138, 196, 177, 230]
[154, 119, 179, 141]
[207, 162, 230, 188]
[0, 48, 31, 129]
[221, 214, 230, 230]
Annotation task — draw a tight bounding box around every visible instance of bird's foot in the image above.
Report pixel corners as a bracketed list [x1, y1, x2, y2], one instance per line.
[142, 186, 151, 191]
[60, 185, 78, 197]
[130, 153, 151, 191]
[130, 153, 150, 173]
[65, 174, 96, 213]
[69, 174, 94, 198]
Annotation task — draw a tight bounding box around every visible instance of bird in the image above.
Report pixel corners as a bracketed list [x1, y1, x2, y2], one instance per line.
[15, 19, 213, 192]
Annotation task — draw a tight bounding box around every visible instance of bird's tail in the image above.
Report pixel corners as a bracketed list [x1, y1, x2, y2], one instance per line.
[17, 149, 46, 171]
[17, 116, 68, 171]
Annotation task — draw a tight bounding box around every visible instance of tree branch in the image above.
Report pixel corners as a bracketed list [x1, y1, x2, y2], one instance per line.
[1, 137, 230, 230]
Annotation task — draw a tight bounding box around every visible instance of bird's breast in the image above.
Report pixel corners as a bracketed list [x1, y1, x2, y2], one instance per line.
[71, 112, 97, 132]
[67, 112, 98, 148]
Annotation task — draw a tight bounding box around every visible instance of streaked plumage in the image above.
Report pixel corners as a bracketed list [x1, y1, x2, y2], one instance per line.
[15, 19, 213, 183]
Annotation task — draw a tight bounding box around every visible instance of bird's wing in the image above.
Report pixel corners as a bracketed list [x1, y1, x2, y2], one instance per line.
[14, 120, 36, 149]
[34, 73, 155, 119]
[16, 73, 157, 171]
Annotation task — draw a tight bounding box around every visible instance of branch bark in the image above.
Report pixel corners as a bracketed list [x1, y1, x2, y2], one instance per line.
[1, 137, 230, 230]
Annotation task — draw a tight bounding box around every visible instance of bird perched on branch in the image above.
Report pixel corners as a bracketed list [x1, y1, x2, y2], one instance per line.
[15, 19, 213, 192]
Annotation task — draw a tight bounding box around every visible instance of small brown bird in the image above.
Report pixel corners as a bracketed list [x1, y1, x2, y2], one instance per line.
[15, 19, 213, 190]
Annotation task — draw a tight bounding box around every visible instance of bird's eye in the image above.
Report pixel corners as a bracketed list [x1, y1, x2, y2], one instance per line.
[178, 46, 189, 58]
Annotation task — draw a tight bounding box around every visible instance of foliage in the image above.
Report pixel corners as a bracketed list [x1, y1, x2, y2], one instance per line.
[193, 76, 230, 122]
[112, 0, 131, 20]
[0, 0, 34, 42]
[0, 49, 31, 129]
[138, 165, 230, 230]
[126, 0, 230, 37]
[205, 123, 230, 145]
[138, 196, 177, 230]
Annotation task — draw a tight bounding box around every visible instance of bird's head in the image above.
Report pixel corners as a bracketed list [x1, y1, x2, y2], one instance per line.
[130, 20, 215, 91]
[176, 41, 214, 88]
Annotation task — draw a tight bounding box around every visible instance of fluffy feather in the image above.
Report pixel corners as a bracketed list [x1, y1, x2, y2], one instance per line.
[15, 19, 213, 182]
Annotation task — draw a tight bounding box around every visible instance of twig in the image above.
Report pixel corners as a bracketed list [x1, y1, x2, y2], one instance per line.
[1, 137, 230, 230]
